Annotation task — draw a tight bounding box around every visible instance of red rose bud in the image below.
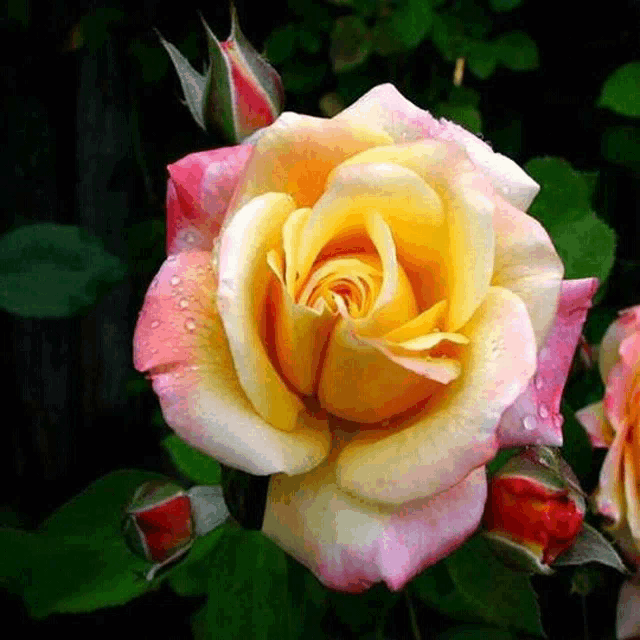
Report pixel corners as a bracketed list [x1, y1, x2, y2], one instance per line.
[483, 447, 586, 574]
[158, 5, 283, 142]
[123, 480, 194, 565]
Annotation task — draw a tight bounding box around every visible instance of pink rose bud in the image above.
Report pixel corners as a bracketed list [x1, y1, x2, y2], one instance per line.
[122, 480, 194, 565]
[158, 5, 283, 142]
[483, 447, 586, 574]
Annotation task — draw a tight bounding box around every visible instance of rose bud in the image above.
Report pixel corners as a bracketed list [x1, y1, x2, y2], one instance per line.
[158, 5, 284, 142]
[483, 447, 586, 574]
[122, 480, 194, 569]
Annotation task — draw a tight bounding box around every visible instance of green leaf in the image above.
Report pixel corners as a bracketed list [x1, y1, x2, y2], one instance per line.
[168, 521, 234, 597]
[329, 582, 399, 631]
[487, 448, 521, 475]
[372, 0, 433, 55]
[281, 59, 328, 94]
[194, 530, 296, 640]
[435, 103, 482, 133]
[444, 536, 545, 635]
[494, 31, 539, 71]
[525, 157, 616, 285]
[601, 125, 640, 170]
[598, 62, 640, 117]
[467, 40, 498, 79]
[330, 15, 372, 72]
[161, 435, 222, 485]
[129, 38, 169, 84]
[0, 223, 126, 318]
[265, 24, 298, 65]
[3, 470, 169, 618]
[489, 0, 522, 12]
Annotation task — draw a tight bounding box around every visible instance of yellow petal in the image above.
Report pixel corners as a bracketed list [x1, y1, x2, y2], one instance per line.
[333, 142, 495, 330]
[491, 196, 563, 349]
[336, 286, 537, 504]
[383, 300, 448, 342]
[624, 444, 640, 541]
[267, 250, 337, 395]
[226, 112, 393, 217]
[282, 206, 312, 299]
[295, 162, 447, 311]
[217, 192, 304, 431]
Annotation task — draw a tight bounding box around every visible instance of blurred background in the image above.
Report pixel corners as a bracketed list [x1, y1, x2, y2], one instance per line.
[2, 0, 639, 637]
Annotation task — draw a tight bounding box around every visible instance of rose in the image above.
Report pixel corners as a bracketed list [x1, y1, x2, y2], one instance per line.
[134, 84, 598, 592]
[576, 306, 640, 639]
[482, 447, 585, 574]
[576, 306, 640, 564]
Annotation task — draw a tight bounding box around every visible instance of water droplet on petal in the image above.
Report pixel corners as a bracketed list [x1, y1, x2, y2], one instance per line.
[150, 320, 160, 329]
[538, 404, 549, 419]
[170, 276, 181, 286]
[534, 374, 543, 390]
[167, 255, 177, 263]
[179, 298, 189, 309]
[523, 415, 536, 431]
[185, 318, 196, 332]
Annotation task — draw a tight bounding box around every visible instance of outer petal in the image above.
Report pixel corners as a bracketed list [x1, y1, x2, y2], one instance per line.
[336, 286, 536, 504]
[217, 193, 306, 432]
[575, 401, 615, 448]
[600, 305, 640, 386]
[262, 440, 487, 593]
[491, 195, 564, 348]
[166, 145, 252, 255]
[133, 250, 330, 475]
[497, 277, 599, 447]
[334, 83, 540, 211]
[227, 112, 393, 216]
[617, 574, 640, 640]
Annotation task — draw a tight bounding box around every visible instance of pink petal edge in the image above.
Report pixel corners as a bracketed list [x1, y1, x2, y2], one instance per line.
[166, 145, 253, 256]
[497, 277, 599, 447]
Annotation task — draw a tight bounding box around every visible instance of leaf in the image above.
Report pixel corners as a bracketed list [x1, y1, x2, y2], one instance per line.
[494, 31, 539, 71]
[554, 522, 630, 573]
[467, 40, 498, 79]
[0, 223, 126, 318]
[436, 625, 517, 640]
[372, 0, 433, 55]
[156, 29, 207, 131]
[265, 24, 298, 65]
[194, 530, 296, 640]
[489, 0, 522, 11]
[4, 470, 169, 618]
[330, 15, 371, 72]
[598, 62, 640, 117]
[281, 59, 328, 94]
[601, 125, 640, 170]
[129, 37, 169, 84]
[436, 103, 482, 133]
[445, 537, 545, 635]
[413, 536, 544, 635]
[161, 435, 222, 485]
[329, 582, 400, 631]
[487, 448, 521, 475]
[525, 157, 616, 286]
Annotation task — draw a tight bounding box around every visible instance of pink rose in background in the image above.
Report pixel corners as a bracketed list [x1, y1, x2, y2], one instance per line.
[134, 84, 598, 592]
[576, 306, 640, 638]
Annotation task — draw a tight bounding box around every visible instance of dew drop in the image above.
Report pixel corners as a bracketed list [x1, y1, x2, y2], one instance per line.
[538, 404, 549, 419]
[185, 318, 196, 332]
[522, 415, 536, 431]
[150, 320, 160, 329]
[534, 374, 544, 390]
[179, 298, 189, 309]
[167, 255, 177, 262]
[170, 275, 181, 286]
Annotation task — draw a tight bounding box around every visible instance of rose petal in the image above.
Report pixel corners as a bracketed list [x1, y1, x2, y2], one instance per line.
[227, 112, 393, 216]
[293, 161, 446, 311]
[575, 401, 615, 448]
[617, 574, 640, 640]
[166, 146, 252, 255]
[262, 440, 487, 593]
[334, 83, 540, 211]
[326, 144, 495, 331]
[217, 193, 306, 432]
[497, 277, 599, 448]
[624, 445, 640, 541]
[596, 420, 629, 525]
[491, 195, 564, 348]
[133, 250, 330, 475]
[336, 286, 536, 503]
[599, 305, 640, 386]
